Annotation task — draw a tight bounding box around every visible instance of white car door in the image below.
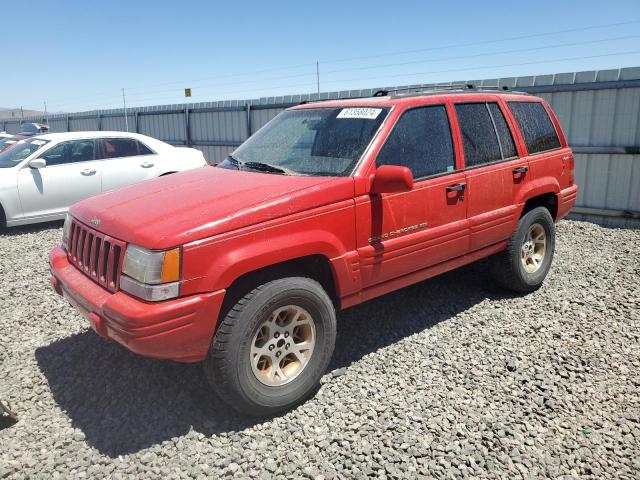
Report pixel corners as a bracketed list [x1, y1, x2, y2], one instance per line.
[99, 137, 160, 192]
[17, 139, 102, 220]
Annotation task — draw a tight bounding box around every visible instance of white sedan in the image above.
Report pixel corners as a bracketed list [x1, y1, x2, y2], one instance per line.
[0, 132, 207, 228]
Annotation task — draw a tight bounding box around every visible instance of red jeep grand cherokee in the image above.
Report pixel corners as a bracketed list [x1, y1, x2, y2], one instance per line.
[49, 86, 577, 415]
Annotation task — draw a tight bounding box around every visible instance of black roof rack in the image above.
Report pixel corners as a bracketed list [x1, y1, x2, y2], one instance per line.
[298, 93, 372, 105]
[297, 83, 526, 107]
[373, 83, 522, 97]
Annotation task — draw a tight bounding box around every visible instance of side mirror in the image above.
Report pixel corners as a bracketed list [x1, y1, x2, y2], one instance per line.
[370, 165, 414, 194]
[28, 158, 46, 169]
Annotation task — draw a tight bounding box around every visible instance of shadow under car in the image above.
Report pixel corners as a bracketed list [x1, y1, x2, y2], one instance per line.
[36, 261, 513, 457]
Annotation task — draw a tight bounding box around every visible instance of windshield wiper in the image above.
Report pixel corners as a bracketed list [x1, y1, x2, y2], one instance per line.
[243, 162, 298, 176]
[221, 155, 298, 175]
[224, 154, 243, 169]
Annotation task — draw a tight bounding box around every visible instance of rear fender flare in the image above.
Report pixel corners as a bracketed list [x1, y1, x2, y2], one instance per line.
[515, 176, 560, 210]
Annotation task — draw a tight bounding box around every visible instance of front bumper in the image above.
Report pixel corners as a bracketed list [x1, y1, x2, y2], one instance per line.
[49, 246, 225, 363]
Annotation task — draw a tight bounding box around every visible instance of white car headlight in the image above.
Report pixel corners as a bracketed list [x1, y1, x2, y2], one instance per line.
[62, 213, 72, 249]
[121, 244, 181, 301]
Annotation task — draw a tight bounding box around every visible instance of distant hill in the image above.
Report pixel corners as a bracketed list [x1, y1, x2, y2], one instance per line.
[0, 108, 46, 119]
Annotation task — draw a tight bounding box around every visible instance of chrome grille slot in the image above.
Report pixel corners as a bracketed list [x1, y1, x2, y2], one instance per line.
[91, 237, 101, 277]
[83, 233, 93, 271]
[67, 220, 126, 293]
[101, 242, 110, 283]
[112, 245, 122, 287]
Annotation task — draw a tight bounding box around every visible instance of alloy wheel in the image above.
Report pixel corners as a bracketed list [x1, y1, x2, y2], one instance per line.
[521, 223, 546, 273]
[250, 305, 316, 386]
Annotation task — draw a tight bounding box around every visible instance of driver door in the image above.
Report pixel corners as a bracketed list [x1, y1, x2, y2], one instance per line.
[356, 104, 469, 288]
[17, 139, 102, 220]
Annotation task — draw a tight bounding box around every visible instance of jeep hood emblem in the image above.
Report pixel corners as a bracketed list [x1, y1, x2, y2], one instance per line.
[90, 216, 101, 226]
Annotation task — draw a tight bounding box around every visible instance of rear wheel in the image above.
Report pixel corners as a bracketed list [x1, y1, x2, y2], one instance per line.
[490, 206, 555, 293]
[203, 277, 336, 416]
[0, 203, 6, 232]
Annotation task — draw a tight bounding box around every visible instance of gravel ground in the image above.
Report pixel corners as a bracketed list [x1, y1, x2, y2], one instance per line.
[1, 220, 639, 479]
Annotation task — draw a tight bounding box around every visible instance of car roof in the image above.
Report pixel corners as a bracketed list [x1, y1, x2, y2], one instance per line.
[33, 131, 156, 142]
[291, 89, 538, 111]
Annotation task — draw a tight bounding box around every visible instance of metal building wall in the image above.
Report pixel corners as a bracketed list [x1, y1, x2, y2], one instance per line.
[511, 69, 640, 228]
[2, 67, 639, 227]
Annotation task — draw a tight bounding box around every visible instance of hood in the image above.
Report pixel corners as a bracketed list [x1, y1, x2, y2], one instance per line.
[71, 166, 354, 249]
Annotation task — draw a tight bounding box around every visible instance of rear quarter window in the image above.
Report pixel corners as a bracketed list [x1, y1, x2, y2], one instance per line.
[507, 102, 561, 154]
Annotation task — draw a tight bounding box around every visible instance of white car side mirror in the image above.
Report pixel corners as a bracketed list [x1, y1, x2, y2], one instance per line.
[29, 158, 47, 169]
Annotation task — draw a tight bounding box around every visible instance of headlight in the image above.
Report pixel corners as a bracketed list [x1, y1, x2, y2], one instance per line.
[121, 245, 181, 301]
[62, 213, 71, 249]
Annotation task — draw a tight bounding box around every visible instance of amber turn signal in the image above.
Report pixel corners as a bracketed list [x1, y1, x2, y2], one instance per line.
[161, 248, 181, 283]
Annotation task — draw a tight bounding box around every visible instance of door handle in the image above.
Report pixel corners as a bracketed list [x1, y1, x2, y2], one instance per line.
[446, 183, 467, 192]
[81, 169, 96, 176]
[140, 162, 154, 168]
[513, 166, 528, 174]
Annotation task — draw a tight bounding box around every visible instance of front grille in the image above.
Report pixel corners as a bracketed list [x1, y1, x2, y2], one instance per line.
[68, 220, 126, 292]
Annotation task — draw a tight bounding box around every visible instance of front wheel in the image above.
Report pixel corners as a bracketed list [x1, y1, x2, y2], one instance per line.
[490, 206, 556, 293]
[203, 277, 336, 416]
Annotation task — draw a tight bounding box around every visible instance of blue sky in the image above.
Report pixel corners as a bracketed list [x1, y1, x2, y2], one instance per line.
[3, 0, 640, 113]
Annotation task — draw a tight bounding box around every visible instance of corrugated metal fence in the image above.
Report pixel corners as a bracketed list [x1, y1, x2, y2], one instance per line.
[3, 67, 640, 227]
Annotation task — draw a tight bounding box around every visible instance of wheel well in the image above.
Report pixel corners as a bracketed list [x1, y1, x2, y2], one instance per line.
[220, 255, 339, 320]
[522, 193, 557, 220]
[0, 202, 5, 229]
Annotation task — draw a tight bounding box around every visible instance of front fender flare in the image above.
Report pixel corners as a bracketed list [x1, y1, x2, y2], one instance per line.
[181, 228, 353, 297]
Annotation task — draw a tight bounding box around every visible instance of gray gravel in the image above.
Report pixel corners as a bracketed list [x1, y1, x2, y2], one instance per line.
[1, 220, 639, 479]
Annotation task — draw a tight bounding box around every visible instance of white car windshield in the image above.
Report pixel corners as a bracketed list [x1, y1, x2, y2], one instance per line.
[0, 139, 50, 168]
[218, 107, 389, 176]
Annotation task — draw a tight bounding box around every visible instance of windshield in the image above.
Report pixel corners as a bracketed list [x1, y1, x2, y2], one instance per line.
[0, 137, 19, 152]
[0, 138, 50, 168]
[219, 107, 389, 176]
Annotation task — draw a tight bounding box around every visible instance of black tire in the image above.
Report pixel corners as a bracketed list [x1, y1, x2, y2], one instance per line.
[490, 206, 555, 293]
[0, 204, 6, 232]
[203, 277, 336, 416]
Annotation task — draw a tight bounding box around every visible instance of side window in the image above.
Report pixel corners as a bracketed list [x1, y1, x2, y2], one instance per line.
[507, 101, 561, 154]
[455, 103, 502, 167]
[101, 138, 145, 159]
[487, 103, 517, 159]
[39, 140, 95, 166]
[40, 143, 67, 166]
[377, 105, 455, 179]
[137, 141, 154, 155]
[69, 140, 96, 163]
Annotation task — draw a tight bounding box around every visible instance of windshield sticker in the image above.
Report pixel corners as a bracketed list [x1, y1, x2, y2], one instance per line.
[32, 140, 46, 146]
[337, 108, 382, 120]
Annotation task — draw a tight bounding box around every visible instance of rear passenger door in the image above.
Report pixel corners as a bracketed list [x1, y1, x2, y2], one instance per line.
[99, 137, 159, 192]
[507, 100, 567, 192]
[356, 104, 469, 288]
[454, 101, 529, 251]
